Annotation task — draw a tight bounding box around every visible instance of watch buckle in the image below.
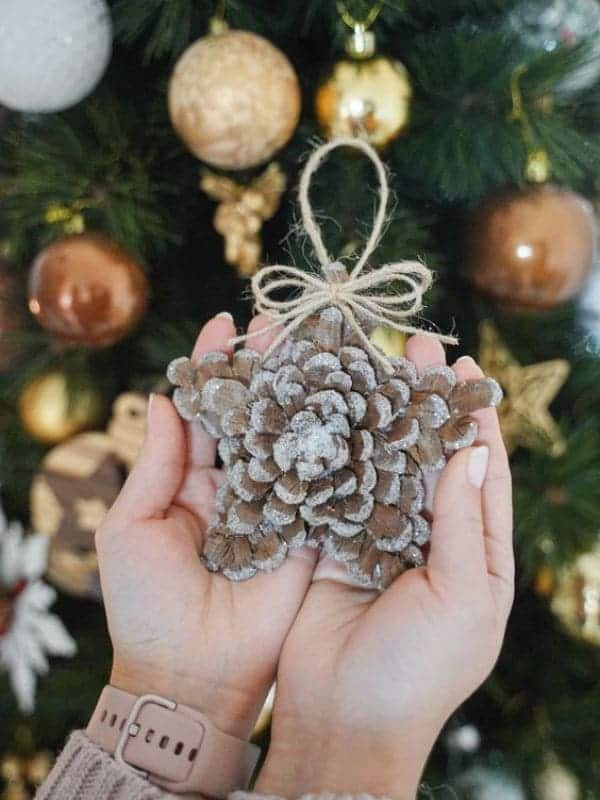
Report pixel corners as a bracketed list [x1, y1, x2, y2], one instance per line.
[114, 693, 177, 778]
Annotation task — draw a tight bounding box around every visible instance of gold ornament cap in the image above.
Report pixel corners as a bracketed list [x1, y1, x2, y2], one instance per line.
[345, 26, 376, 59]
[525, 148, 551, 184]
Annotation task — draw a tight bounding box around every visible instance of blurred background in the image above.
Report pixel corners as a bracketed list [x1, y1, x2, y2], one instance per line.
[0, 1, 599, 798]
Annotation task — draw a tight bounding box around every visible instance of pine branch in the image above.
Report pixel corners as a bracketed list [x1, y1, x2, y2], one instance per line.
[394, 29, 600, 201]
[0, 91, 183, 263]
[512, 421, 600, 582]
[112, 0, 272, 62]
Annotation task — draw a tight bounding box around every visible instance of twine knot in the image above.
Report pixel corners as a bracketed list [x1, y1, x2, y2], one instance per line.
[231, 137, 457, 372]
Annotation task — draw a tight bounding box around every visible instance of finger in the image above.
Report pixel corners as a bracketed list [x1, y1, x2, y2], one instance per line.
[245, 313, 283, 353]
[405, 334, 447, 510]
[427, 445, 490, 594]
[452, 356, 514, 609]
[233, 546, 320, 645]
[405, 333, 446, 374]
[187, 313, 236, 469]
[110, 394, 186, 521]
[312, 555, 366, 587]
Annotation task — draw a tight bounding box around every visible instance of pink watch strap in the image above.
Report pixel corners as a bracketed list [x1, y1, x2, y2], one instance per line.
[86, 686, 260, 798]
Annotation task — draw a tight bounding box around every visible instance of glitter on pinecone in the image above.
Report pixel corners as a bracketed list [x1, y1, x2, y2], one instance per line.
[167, 307, 501, 590]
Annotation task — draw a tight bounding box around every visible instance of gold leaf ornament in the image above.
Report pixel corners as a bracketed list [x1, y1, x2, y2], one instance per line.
[201, 163, 287, 277]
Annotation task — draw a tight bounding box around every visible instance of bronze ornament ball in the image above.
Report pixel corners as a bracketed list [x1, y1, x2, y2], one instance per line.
[465, 184, 597, 311]
[168, 29, 301, 170]
[28, 233, 149, 347]
[315, 56, 412, 148]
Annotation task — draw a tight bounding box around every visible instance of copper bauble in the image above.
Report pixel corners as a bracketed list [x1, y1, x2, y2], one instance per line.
[315, 56, 411, 147]
[19, 371, 103, 444]
[168, 29, 301, 169]
[28, 233, 149, 347]
[466, 185, 597, 310]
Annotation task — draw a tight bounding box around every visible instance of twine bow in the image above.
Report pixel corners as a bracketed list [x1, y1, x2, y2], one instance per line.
[231, 136, 457, 373]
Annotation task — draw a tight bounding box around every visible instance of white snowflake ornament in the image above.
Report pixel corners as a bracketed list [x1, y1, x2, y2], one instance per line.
[0, 501, 76, 713]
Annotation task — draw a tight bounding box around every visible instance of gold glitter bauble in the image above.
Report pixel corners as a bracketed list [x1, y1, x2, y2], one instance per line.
[19, 372, 104, 445]
[466, 185, 596, 311]
[551, 540, 600, 647]
[168, 29, 301, 169]
[315, 56, 411, 147]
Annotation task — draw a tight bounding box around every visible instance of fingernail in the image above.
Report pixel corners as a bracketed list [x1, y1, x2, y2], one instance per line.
[455, 355, 476, 367]
[467, 446, 489, 489]
[215, 311, 234, 322]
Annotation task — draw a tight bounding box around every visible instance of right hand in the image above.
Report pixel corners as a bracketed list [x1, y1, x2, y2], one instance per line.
[256, 336, 514, 798]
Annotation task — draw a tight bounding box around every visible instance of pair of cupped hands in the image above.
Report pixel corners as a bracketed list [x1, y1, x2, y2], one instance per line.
[96, 312, 514, 798]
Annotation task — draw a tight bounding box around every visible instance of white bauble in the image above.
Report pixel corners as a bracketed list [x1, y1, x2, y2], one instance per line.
[0, 0, 112, 113]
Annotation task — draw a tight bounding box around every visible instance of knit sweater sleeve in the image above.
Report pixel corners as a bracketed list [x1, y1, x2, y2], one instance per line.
[35, 732, 388, 800]
[34, 731, 178, 800]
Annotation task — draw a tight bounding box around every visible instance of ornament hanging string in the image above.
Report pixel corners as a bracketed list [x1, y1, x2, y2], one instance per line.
[230, 136, 458, 372]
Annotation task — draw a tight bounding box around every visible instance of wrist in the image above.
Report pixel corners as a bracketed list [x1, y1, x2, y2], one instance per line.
[255, 720, 435, 799]
[110, 661, 261, 741]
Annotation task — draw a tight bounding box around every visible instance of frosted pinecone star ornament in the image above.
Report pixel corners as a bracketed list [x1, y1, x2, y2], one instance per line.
[167, 137, 502, 590]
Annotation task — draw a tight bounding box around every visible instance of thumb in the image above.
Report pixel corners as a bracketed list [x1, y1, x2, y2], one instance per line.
[427, 445, 489, 592]
[110, 394, 186, 521]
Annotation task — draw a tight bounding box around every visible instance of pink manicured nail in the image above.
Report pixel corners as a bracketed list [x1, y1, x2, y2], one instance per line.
[455, 355, 476, 367]
[215, 311, 233, 322]
[467, 446, 489, 488]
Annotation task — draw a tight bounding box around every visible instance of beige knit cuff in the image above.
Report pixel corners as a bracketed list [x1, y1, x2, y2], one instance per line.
[35, 730, 175, 800]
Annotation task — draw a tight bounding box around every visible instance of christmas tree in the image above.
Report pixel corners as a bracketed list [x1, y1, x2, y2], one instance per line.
[1, 1, 599, 797]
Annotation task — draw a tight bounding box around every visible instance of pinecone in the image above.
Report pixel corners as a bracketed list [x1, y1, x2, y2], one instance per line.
[167, 307, 502, 590]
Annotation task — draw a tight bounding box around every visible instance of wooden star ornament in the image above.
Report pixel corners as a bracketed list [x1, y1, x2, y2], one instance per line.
[479, 321, 570, 457]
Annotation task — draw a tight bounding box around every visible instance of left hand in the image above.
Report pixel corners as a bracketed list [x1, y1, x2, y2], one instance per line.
[95, 313, 315, 740]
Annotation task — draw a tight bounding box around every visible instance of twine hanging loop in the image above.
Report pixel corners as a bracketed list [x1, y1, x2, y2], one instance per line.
[231, 136, 457, 372]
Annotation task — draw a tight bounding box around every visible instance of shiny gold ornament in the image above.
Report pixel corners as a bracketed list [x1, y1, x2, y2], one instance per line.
[30, 393, 147, 599]
[466, 185, 596, 311]
[28, 233, 149, 348]
[316, 56, 411, 147]
[370, 325, 406, 357]
[168, 25, 301, 170]
[201, 163, 287, 277]
[551, 540, 600, 647]
[19, 371, 104, 445]
[1, 750, 52, 800]
[479, 321, 569, 457]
